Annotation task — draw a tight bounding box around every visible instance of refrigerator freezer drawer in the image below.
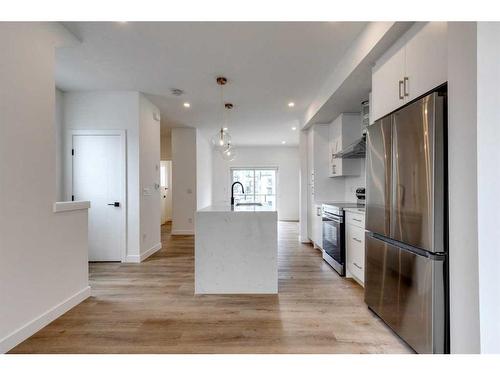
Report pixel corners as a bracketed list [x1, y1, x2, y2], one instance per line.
[364, 233, 446, 354]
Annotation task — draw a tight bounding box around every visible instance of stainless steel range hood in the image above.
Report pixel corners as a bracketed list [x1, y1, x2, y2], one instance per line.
[332, 134, 366, 159]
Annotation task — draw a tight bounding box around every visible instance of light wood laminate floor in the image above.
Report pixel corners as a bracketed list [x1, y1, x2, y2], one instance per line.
[10, 222, 412, 353]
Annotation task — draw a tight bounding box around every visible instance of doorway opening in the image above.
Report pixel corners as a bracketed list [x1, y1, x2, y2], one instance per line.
[160, 160, 172, 227]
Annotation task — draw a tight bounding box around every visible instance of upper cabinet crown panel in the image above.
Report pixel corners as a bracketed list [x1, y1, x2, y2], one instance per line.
[371, 22, 447, 122]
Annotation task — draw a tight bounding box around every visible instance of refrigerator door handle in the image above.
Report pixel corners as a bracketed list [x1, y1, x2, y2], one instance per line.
[398, 80, 404, 100]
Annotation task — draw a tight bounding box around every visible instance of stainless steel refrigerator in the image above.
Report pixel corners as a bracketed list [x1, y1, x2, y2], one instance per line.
[365, 88, 448, 354]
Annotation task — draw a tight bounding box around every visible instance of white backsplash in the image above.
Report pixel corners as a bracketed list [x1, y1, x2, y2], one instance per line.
[344, 158, 366, 202]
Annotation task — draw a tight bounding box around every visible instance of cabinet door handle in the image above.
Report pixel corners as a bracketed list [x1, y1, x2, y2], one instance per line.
[352, 218, 362, 222]
[353, 262, 362, 270]
[398, 80, 404, 100]
[404, 77, 409, 97]
[353, 237, 362, 243]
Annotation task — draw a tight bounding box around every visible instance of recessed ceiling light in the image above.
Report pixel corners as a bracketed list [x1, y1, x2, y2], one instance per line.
[281, 141, 286, 144]
[223, 127, 228, 131]
[183, 102, 190, 108]
[292, 127, 297, 130]
[288, 102, 295, 108]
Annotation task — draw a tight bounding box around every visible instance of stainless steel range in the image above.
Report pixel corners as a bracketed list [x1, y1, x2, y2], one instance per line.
[322, 196, 364, 275]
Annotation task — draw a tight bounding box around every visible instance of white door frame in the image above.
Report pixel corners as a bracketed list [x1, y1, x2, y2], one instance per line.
[66, 129, 128, 262]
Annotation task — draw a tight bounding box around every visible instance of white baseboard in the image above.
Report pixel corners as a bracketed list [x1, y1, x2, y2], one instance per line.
[299, 236, 311, 243]
[0, 286, 91, 353]
[123, 243, 162, 263]
[171, 229, 194, 235]
[140, 242, 162, 262]
[123, 254, 140, 263]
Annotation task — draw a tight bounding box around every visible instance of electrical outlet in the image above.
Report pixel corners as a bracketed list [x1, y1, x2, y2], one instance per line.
[142, 233, 146, 242]
[188, 218, 192, 224]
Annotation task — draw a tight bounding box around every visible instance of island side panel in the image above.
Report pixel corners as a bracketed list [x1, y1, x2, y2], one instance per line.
[195, 211, 278, 294]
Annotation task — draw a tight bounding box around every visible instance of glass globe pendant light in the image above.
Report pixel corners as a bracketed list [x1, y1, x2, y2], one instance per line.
[211, 127, 231, 149]
[211, 77, 232, 152]
[221, 141, 237, 162]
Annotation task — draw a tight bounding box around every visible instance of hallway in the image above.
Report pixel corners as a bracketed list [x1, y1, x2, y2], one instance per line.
[10, 222, 411, 354]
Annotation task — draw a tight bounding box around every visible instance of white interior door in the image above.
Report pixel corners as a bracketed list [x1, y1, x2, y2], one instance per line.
[72, 134, 125, 261]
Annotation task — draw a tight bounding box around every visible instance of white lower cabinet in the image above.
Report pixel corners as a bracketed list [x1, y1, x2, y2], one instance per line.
[312, 204, 323, 250]
[345, 211, 365, 286]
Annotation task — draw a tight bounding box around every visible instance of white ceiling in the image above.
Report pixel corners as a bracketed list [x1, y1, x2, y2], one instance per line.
[56, 22, 367, 146]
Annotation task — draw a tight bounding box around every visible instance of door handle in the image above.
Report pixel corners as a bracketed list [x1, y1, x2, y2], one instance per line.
[398, 80, 404, 100]
[353, 262, 362, 270]
[403, 77, 409, 97]
[353, 237, 362, 243]
[107, 202, 120, 207]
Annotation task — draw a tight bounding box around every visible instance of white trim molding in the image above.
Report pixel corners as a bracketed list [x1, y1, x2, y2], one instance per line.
[123, 243, 162, 263]
[123, 254, 141, 263]
[0, 286, 91, 353]
[140, 243, 162, 262]
[53, 200, 90, 213]
[171, 230, 195, 236]
[299, 236, 312, 244]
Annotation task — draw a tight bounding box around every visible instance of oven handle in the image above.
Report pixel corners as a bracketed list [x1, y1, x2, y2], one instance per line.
[322, 213, 343, 223]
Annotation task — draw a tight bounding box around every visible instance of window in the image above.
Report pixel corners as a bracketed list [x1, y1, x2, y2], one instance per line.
[231, 168, 277, 209]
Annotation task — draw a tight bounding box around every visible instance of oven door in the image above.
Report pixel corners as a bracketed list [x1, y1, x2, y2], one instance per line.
[322, 212, 345, 275]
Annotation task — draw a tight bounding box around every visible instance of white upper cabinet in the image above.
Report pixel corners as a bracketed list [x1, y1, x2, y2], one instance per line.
[328, 113, 361, 177]
[405, 22, 448, 102]
[371, 22, 447, 122]
[371, 44, 406, 123]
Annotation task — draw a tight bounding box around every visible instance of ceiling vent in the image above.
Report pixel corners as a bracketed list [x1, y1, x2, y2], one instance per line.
[170, 88, 184, 96]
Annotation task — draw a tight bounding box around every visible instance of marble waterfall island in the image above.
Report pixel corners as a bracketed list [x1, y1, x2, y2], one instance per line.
[195, 205, 278, 294]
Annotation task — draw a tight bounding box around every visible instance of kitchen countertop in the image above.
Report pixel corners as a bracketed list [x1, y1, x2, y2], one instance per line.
[197, 204, 276, 213]
[344, 207, 365, 214]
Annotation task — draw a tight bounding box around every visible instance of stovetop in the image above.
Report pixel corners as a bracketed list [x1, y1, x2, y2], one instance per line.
[322, 202, 365, 209]
[322, 202, 365, 216]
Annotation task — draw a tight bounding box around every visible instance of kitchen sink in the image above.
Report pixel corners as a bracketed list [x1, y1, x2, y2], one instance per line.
[235, 202, 263, 206]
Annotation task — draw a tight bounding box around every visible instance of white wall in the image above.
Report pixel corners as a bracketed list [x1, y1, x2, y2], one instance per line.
[63, 91, 161, 262]
[299, 130, 309, 241]
[0, 22, 89, 353]
[55, 88, 64, 201]
[139, 94, 161, 256]
[63, 91, 142, 261]
[476, 22, 500, 354]
[447, 22, 481, 354]
[212, 146, 300, 221]
[171, 127, 197, 234]
[196, 129, 213, 210]
[161, 131, 172, 160]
